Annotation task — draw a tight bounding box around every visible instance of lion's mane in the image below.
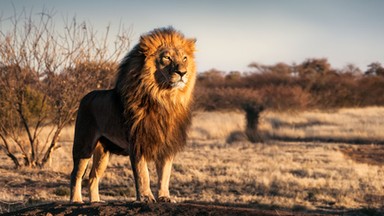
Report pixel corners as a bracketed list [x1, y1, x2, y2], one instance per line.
[115, 27, 196, 162]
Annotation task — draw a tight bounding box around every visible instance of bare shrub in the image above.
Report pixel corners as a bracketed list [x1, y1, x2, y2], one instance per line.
[258, 85, 310, 110]
[194, 87, 262, 111]
[0, 9, 130, 168]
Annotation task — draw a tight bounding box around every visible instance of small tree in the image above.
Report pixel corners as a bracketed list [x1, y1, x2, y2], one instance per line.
[0, 9, 130, 168]
[297, 58, 332, 77]
[243, 103, 264, 143]
[365, 62, 384, 76]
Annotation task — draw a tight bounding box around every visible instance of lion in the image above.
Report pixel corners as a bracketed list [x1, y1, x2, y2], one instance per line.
[70, 27, 196, 203]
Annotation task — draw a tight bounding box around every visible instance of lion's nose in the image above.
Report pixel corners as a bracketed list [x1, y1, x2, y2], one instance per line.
[175, 70, 187, 78]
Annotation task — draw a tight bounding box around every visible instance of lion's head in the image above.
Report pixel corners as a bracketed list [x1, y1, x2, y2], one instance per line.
[139, 28, 196, 91]
[115, 27, 196, 161]
[116, 27, 196, 106]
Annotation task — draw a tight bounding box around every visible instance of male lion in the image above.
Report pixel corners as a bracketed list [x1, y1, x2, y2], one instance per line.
[70, 27, 196, 203]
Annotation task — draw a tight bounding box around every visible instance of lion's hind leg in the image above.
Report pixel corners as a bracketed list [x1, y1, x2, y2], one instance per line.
[70, 158, 90, 203]
[89, 142, 110, 202]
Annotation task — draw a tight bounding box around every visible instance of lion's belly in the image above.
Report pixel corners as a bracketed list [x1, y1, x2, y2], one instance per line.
[99, 135, 130, 156]
[86, 89, 131, 155]
[97, 112, 129, 152]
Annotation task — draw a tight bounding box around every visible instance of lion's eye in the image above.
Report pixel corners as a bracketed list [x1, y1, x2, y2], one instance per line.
[183, 56, 187, 62]
[163, 56, 171, 61]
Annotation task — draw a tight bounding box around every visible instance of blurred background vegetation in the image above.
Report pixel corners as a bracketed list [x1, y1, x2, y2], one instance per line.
[195, 59, 384, 111]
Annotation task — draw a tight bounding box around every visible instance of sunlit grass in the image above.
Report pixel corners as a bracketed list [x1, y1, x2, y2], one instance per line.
[173, 141, 384, 210]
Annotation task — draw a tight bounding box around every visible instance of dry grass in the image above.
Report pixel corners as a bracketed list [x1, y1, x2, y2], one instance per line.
[191, 107, 384, 144]
[172, 141, 384, 210]
[189, 111, 244, 140]
[259, 106, 384, 143]
[1, 107, 384, 213]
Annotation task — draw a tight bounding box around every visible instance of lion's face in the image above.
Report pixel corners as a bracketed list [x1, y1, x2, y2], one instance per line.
[153, 47, 192, 90]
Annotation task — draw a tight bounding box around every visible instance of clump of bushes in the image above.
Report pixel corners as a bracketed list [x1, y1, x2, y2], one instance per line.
[195, 59, 384, 111]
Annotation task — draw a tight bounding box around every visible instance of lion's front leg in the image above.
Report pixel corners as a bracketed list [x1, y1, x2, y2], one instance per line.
[130, 153, 155, 203]
[156, 156, 175, 203]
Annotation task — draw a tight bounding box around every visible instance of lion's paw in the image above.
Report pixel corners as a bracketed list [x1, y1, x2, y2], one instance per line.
[70, 199, 84, 204]
[70, 201, 84, 204]
[157, 196, 176, 203]
[90, 200, 105, 203]
[135, 195, 156, 203]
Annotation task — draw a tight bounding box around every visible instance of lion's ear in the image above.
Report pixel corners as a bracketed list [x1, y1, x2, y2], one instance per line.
[139, 35, 159, 56]
[186, 38, 196, 53]
[188, 38, 196, 44]
[139, 36, 150, 56]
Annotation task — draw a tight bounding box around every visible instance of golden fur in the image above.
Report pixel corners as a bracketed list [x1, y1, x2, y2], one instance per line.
[70, 27, 196, 203]
[115, 27, 196, 162]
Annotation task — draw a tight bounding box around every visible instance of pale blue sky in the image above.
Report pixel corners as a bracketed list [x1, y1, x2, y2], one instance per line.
[1, 0, 383, 72]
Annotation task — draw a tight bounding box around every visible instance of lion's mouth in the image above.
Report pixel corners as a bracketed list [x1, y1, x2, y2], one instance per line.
[170, 80, 186, 89]
[169, 73, 188, 89]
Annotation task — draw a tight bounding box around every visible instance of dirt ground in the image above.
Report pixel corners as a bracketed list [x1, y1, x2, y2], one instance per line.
[2, 202, 301, 216]
[2, 200, 382, 216]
